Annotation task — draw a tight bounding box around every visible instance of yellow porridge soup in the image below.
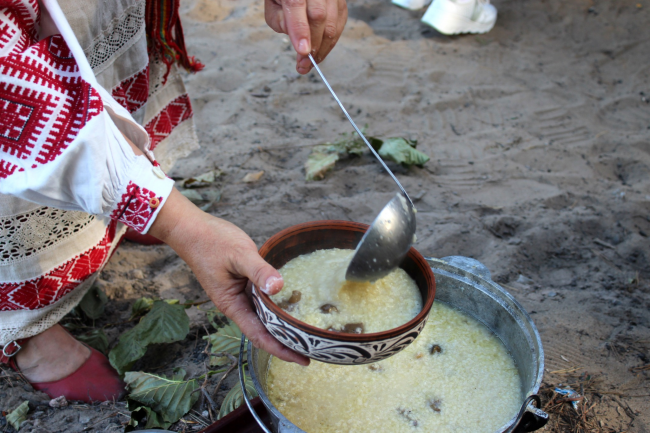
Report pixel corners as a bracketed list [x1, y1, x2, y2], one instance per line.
[267, 302, 522, 433]
[270, 248, 422, 333]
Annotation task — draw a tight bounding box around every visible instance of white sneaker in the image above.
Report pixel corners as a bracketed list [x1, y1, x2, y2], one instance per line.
[421, 0, 497, 35]
[392, 0, 432, 11]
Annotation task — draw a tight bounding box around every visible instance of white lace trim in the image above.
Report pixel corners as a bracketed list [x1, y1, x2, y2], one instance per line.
[0, 207, 96, 265]
[0, 273, 94, 346]
[0, 223, 126, 346]
[148, 52, 171, 99]
[84, 0, 146, 72]
[154, 118, 200, 172]
[135, 61, 187, 126]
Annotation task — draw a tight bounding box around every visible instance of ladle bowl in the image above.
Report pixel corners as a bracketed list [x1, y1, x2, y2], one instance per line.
[346, 193, 416, 282]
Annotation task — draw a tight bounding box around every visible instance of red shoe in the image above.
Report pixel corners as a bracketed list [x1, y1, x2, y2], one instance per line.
[124, 227, 164, 245]
[3, 341, 125, 403]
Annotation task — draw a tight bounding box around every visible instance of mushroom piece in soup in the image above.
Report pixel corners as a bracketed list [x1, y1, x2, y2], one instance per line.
[267, 302, 523, 433]
[270, 248, 422, 333]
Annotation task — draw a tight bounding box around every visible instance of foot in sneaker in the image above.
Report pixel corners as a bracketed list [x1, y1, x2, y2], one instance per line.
[392, 0, 432, 11]
[421, 0, 497, 35]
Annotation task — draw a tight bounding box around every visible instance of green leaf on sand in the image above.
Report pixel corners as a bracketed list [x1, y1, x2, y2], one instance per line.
[125, 371, 200, 424]
[305, 127, 430, 180]
[6, 401, 29, 430]
[76, 329, 109, 354]
[218, 373, 258, 419]
[182, 169, 223, 189]
[130, 297, 154, 319]
[170, 367, 187, 381]
[378, 137, 430, 166]
[79, 285, 108, 320]
[109, 301, 190, 375]
[180, 189, 221, 211]
[305, 152, 339, 181]
[206, 308, 226, 328]
[203, 321, 244, 366]
[126, 404, 171, 431]
[305, 128, 384, 181]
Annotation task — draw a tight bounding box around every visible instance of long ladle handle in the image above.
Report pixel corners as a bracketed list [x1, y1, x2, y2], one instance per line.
[308, 54, 414, 206]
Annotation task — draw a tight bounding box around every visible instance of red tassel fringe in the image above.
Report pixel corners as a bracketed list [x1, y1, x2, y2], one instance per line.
[145, 0, 204, 83]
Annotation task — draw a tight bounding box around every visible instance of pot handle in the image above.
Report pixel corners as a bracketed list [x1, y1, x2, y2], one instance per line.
[239, 335, 274, 433]
[508, 395, 549, 432]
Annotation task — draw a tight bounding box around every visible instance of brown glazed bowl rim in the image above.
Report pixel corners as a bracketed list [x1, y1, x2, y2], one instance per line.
[256, 220, 436, 342]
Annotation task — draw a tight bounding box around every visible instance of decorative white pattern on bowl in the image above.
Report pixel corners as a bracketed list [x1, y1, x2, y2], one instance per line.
[252, 286, 429, 365]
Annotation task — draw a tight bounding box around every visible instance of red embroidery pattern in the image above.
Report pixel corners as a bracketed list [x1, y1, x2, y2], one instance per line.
[110, 181, 162, 233]
[144, 93, 193, 150]
[0, 221, 117, 312]
[0, 35, 104, 179]
[0, 1, 39, 54]
[112, 66, 150, 113]
[0, 160, 18, 178]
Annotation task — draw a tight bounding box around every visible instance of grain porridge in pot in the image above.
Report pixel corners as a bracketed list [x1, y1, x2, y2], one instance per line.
[269, 248, 423, 333]
[266, 301, 522, 433]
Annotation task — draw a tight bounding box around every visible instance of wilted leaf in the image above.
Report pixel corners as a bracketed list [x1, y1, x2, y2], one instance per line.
[130, 298, 182, 320]
[170, 367, 186, 381]
[203, 321, 244, 366]
[109, 328, 148, 375]
[125, 371, 199, 424]
[130, 297, 154, 319]
[305, 152, 339, 181]
[305, 128, 384, 181]
[79, 285, 107, 320]
[199, 190, 221, 211]
[242, 170, 264, 183]
[218, 374, 258, 419]
[109, 301, 190, 375]
[180, 189, 203, 203]
[314, 129, 375, 157]
[182, 169, 223, 188]
[126, 404, 171, 431]
[378, 137, 430, 166]
[180, 189, 221, 211]
[49, 396, 68, 408]
[206, 308, 226, 328]
[62, 322, 85, 331]
[6, 401, 29, 430]
[368, 136, 384, 152]
[76, 329, 109, 354]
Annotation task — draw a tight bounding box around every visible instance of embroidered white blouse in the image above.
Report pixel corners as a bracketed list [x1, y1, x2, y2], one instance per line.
[0, 0, 199, 346]
[0, 0, 173, 235]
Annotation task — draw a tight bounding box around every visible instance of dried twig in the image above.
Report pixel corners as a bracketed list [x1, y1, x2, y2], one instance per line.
[549, 366, 583, 374]
[82, 412, 118, 432]
[629, 363, 650, 373]
[211, 353, 238, 400]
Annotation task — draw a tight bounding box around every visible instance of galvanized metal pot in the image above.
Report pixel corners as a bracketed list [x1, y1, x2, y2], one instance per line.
[240, 256, 548, 433]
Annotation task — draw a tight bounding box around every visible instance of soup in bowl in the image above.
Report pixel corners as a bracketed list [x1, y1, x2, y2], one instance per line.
[251, 220, 436, 365]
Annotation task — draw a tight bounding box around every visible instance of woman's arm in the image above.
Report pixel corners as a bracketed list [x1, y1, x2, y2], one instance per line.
[148, 189, 310, 366]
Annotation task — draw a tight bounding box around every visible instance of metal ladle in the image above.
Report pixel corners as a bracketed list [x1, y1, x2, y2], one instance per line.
[308, 54, 416, 282]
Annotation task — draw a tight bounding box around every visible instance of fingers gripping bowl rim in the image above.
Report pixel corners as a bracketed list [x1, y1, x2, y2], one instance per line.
[251, 220, 436, 365]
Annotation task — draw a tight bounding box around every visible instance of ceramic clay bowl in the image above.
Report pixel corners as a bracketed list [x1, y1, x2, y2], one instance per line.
[251, 220, 436, 365]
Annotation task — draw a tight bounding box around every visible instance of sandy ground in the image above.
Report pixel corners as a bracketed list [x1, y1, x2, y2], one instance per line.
[1, 0, 649, 431]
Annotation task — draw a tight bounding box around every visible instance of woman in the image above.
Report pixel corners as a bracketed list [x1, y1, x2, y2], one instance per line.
[0, 0, 347, 402]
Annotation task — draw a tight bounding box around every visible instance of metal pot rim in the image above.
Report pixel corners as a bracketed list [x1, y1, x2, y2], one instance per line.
[244, 256, 547, 433]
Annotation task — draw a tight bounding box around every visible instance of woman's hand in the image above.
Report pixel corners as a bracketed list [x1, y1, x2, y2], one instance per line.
[149, 189, 310, 366]
[265, 0, 348, 74]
